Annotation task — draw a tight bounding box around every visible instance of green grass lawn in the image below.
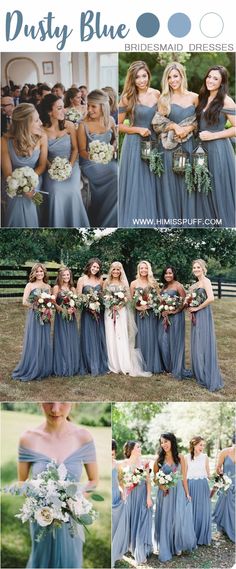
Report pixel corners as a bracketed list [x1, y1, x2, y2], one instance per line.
[0, 299, 235, 402]
[1, 411, 111, 568]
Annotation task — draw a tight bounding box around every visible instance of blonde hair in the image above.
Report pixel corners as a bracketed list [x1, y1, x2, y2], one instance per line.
[104, 261, 129, 289]
[29, 263, 48, 283]
[102, 86, 117, 114]
[136, 260, 159, 291]
[121, 61, 151, 124]
[189, 436, 205, 460]
[192, 259, 207, 275]
[87, 89, 110, 128]
[159, 62, 188, 116]
[9, 103, 41, 156]
[55, 266, 74, 289]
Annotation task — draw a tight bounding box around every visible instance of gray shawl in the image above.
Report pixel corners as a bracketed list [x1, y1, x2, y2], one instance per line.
[152, 111, 198, 149]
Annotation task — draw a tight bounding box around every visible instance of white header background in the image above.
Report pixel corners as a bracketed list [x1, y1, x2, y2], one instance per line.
[0, 0, 235, 52]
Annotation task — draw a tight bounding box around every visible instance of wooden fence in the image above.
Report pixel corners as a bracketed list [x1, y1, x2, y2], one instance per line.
[0, 266, 235, 299]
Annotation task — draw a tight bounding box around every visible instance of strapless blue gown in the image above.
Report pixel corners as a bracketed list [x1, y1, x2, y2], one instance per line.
[190, 288, 224, 391]
[213, 456, 235, 542]
[44, 134, 89, 228]
[157, 104, 196, 225]
[79, 285, 108, 376]
[154, 463, 197, 562]
[119, 104, 158, 227]
[125, 479, 153, 564]
[158, 289, 192, 379]
[134, 287, 164, 373]
[112, 467, 129, 566]
[3, 139, 40, 227]
[79, 127, 117, 227]
[53, 291, 80, 376]
[196, 109, 236, 227]
[12, 288, 53, 381]
[18, 441, 96, 568]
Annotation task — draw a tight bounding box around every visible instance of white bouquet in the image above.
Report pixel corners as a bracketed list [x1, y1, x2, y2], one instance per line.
[89, 140, 114, 164]
[6, 167, 42, 205]
[4, 461, 103, 542]
[154, 467, 182, 490]
[212, 473, 232, 494]
[48, 157, 72, 181]
[65, 108, 83, 126]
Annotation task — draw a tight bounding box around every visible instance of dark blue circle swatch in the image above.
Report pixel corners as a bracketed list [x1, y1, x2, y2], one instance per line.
[168, 13, 191, 37]
[136, 13, 160, 38]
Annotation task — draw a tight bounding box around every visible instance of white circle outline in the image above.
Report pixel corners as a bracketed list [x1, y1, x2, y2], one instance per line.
[200, 12, 224, 38]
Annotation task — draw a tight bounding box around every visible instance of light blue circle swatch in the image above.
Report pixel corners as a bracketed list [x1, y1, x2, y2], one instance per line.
[168, 13, 191, 37]
[136, 13, 160, 38]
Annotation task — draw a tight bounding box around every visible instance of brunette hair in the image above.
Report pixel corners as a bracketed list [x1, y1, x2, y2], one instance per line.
[158, 432, 180, 466]
[189, 436, 205, 460]
[196, 66, 228, 126]
[121, 61, 151, 123]
[39, 94, 65, 130]
[112, 439, 117, 451]
[64, 87, 81, 108]
[123, 440, 137, 458]
[55, 266, 74, 289]
[161, 266, 178, 289]
[83, 258, 102, 278]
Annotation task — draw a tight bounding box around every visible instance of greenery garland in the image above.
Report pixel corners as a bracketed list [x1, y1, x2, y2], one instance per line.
[193, 163, 213, 194]
[184, 161, 193, 193]
[149, 148, 165, 177]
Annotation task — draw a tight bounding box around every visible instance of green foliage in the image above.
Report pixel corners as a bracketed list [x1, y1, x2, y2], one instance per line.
[149, 148, 165, 177]
[112, 402, 165, 456]
[1, 402, 111, 427]
[119, 52, 234, 98]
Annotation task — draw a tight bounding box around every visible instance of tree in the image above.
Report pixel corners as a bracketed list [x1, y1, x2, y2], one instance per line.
[112, 402, 165, 457]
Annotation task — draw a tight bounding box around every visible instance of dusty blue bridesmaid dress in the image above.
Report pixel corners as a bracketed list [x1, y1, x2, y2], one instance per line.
[119, 104, 158, 227]
[125, 478, 153, 564]
[79, 126, 117, 227]
[190, 288, 224, 391]
[213, 455, 235, 542]
[112, 466, 129, 566]
[154, 462, 197, 562]
[4, 139, 40, 227]
[79, 285, 108, 376]
[18, 441, 96, 568]
[134, 287, 164, 373]
[157, 104, 196, 225]
[196, 109, 236, 227]
[12, 288, 53, 381]
[186, 453, 211, 545]
[158, 289, 192, 379]
[44, 134, 89, 228]
[53, 291, 80, 376]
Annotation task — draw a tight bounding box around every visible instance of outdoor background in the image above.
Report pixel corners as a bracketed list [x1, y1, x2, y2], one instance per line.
[112, 401, 235, 569]
[119, 52, 235, 97]
[0, 228, 236, 403]
[1, 403, 111, 568]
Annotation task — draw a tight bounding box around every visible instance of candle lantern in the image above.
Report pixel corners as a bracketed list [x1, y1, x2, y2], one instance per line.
[141, 140, 159, 161]
[172, 144, 189, 174]
[192, 142, 208, 169]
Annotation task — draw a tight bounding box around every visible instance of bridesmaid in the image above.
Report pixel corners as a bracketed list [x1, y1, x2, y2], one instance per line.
[64, 87, 86, 122]
[18, 402, 98, 568]
[212, 434, 236, 542]
[53, 266, 80, 377]
[185, 436, 211, 545]
[120, 440, 153, 565]
[130, 260, 164, 373]
[154, 432, 197, 562]
[187, 258, 224, 391]
[118, 60, 160, 227]
[158, 265, 192, 379]
[112, 439, 129, 567]
[196, 65, 236, 227]
[12, 263, 53, 381]
[152, 62, 198, 223]
[77, 89, 117, 227]
[103, 262, 151, 376]
[77, 258, 108, 376]
[40, 94, 89, 228]
[1, 103, 47, 227]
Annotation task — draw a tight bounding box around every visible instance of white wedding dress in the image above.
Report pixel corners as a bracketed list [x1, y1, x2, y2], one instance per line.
[104, 285, 151, 377]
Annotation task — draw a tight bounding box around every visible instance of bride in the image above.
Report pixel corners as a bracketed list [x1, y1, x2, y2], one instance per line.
[103, 261, 151, 376]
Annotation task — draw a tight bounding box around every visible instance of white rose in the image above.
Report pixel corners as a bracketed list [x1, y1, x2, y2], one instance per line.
[117, 292, 124, 299]
[69, 299, 75, 307]
[140, 300, 147, 306]
[159, 477, 165, 485]
[35, 507, 54, 526]
[38, 298, 44, 304]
